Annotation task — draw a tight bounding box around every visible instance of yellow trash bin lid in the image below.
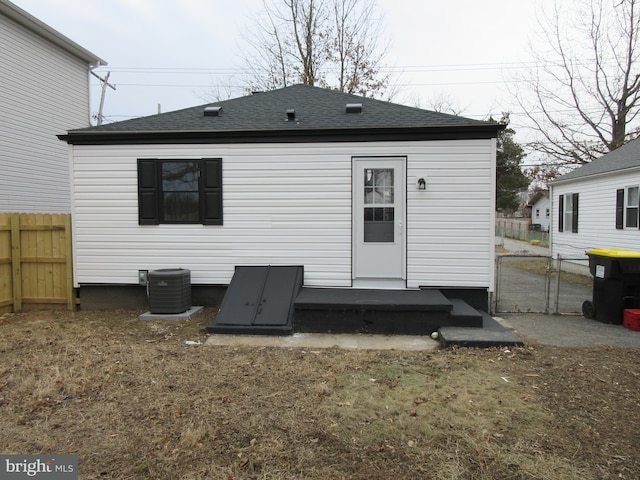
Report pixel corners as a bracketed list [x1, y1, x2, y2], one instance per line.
[586, 248, 640, 258]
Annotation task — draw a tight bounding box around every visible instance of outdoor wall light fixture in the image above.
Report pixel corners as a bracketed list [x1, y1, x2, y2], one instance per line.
[417, 177, 427, 190]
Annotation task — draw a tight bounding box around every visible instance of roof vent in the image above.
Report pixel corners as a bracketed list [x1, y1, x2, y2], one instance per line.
[204, 106, 222, 117]
[286, 109, 296, 121]
[346, 103, 362, 114]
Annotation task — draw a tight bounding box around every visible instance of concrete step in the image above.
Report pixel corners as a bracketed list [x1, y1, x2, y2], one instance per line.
[448, 298, 484, 328]
[438, 313, 524, 348]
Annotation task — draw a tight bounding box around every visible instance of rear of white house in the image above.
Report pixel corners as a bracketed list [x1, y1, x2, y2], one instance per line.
[551, 138, 640, 264]
[61, 85, 501, 308]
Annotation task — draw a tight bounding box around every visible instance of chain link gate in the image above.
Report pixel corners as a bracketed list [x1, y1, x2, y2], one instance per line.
[493, 255, 593, 315]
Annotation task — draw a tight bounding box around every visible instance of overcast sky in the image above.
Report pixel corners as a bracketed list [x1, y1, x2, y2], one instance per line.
[11, 0, 554, 137]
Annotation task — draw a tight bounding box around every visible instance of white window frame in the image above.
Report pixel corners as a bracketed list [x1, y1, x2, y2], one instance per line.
[625, 185, 639, 228]
[564, 194, 574, 232]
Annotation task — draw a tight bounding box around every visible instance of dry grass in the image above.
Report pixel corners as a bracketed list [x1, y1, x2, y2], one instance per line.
[1, 309, 639, 479]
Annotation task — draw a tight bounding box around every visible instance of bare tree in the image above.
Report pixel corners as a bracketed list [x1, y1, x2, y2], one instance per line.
[326, 0, 389, 96]
[516, 0, 640, 165]
[240, 0, 326, 91]
[426, 90, 468, 116]
[240, 0, 389, 97]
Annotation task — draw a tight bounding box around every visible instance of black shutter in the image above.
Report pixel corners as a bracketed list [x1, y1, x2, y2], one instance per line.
[138, 159, 159, 225]
[571, 193, 579, 233]
[616, 189, 624, 229]
[558, 194, 564, 232]
[202, 158, 223, 225]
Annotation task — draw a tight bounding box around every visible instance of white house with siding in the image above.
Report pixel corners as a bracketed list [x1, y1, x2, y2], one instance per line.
[0, 0, 105, 213]
[60, 85, 503, 309]
[551, 137, 640, 266]
[528, 190, 550, 232]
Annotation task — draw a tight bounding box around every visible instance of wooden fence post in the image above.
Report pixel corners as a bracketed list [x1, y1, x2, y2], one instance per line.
[10, 213, 22, 311]
[64, 214, 74, 310]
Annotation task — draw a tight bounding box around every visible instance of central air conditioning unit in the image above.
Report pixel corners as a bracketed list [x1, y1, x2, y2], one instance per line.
[147, 268, 191, 314]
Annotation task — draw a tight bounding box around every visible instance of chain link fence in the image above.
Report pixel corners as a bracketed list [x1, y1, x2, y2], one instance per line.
[493, 255, 593, 315]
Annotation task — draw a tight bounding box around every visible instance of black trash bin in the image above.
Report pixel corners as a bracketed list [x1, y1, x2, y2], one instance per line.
[584, 248, 640, 324]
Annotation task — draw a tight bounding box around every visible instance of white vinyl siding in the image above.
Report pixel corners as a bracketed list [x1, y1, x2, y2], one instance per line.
[406, 140, 495, 289]
[0, 13, 91, 213]
[552, 168, 640, 261]
[70, 139, 495, 290]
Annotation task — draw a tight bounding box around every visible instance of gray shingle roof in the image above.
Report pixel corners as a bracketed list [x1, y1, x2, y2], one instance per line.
[553, 137, 640, 184]
[61, 84, 502, 144]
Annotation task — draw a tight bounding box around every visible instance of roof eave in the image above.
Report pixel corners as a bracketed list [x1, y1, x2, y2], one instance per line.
[59, 124, 503, 145]
[551, 164, 640, 185]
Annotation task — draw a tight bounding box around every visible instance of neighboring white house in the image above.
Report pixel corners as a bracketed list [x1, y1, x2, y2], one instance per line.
[0, 0, 105, 213]
[528, 190, 550, 231]
[60, 85, 503, 309]
[551, 137, 640, 264]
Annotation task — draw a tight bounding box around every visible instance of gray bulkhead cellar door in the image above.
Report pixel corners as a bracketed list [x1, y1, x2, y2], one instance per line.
[207, 266, 304, 335]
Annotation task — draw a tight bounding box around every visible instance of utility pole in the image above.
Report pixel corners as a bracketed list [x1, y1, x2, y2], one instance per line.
[91, 70, 116, 125]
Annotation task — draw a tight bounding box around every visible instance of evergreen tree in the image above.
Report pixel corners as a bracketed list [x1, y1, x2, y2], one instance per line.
[495, 116, 530, 213]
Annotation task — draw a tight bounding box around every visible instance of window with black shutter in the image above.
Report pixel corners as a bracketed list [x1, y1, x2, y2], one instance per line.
[137, 158, 222, 225]
[558, 193, 578, 233]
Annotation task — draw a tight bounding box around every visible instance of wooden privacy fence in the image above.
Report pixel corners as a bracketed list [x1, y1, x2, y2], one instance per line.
[0, 213, 74, 312]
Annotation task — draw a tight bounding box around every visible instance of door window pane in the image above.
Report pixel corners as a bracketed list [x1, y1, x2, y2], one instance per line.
[364, 169, 394, 204]
[363, 168, 395, 242]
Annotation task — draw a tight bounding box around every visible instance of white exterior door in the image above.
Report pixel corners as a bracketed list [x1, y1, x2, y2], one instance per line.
[353, 158, 406, 287]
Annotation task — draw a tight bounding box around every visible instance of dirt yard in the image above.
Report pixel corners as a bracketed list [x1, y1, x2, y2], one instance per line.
[1, 308, 639, 480]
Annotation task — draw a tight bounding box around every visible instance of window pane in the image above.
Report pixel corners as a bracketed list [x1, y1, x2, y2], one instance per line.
[627, 207, 639, 228]
[161, 161, 200, 222]
[364, 187, 374, 203]
[364, 221, 394, 242]
[627, 187, 639, 206]
[564, 194, 573, 231]
[163, 192, 200, 222]
[363, 167, 395, 242]
[364, 207, 374, 221]
[364, 207, 394, 242]
[626, 187, 638, 228]
[375, 169, 393, 187]
[364, 168, 394, 204]
[163, 162, 199, 191]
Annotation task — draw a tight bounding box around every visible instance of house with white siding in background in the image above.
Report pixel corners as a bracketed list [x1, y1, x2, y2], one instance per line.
[0, 0, 105, 213]
[528, 190, 550, 232]
[550, 137, 640, 270]
[59, 84, 504, 313]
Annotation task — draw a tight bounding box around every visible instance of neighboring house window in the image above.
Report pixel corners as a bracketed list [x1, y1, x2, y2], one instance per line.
[535, 208, 540, 219]
[545, 208, 550, 218]
[626, 186, 639, 228]
[617, 187, 640, 229]
[137, 158, 222, 225]
[558, 193, 578, 233]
